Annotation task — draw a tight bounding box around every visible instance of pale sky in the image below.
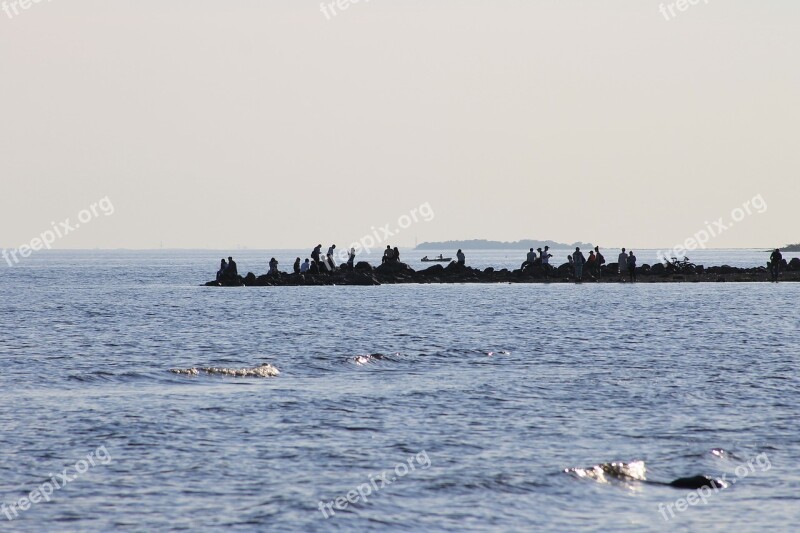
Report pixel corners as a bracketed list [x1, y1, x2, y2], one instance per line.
[1, 0, 798, 250]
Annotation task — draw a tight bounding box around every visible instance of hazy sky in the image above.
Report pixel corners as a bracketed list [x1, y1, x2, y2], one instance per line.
[1, 1, 798, 250]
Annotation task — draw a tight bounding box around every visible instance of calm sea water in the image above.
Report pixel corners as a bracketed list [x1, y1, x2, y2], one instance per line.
[1, 250, 798, 532]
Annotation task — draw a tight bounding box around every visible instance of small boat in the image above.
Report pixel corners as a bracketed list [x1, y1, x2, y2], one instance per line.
[421, 255, 451, 262]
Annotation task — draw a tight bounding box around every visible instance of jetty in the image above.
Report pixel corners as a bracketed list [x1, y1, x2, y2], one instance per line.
[205, 259, 800, 287]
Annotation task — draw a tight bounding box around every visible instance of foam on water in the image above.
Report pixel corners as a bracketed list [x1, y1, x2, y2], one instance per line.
[170, 363, 280, 378]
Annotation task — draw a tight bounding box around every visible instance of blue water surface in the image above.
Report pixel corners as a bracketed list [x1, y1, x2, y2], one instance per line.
[0, 251, 798, 532]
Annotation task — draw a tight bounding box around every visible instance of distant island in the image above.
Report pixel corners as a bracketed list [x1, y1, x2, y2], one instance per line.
[415, 239, 594, 251]
[781, 243, 800, 252]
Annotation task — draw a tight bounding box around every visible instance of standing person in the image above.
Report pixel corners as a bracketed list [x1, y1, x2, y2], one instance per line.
[573, 247, 586, 281]
[586, 250, 596, 279]
[227, 257, 238, 277]
[269, 257, 279, 275]
[618, 248, 628, 280]
[326, 244, 337, 271]
[300, 258, 311, 273]
[293, 257, 301, 274]
[542, 246, 552, 278]
[383, 245, 393, 264]
[769, 248, 783, 282]
[594, 246, 605, 278]
[311, 244, 322, 265]
[216, 258, 228, 281]
[347, 248, 356, 269]
[456, 249, 465, 265]
[627, 251, 637, 282]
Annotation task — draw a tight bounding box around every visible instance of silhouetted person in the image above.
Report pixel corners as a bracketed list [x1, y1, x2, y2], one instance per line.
[269, 257, 279, 275]
[227, 256, 238, 278]
[526, 248, 536, 267]
[300, 258, 311, 273]
[573, 247, 586, 281]
[347, 248, 356, 269]
[769, 248, 783, 282]
[383, 245, 393, 263]
[627, 251, 637, 282]
[326, 255, 336, 272]
[456, 249, 465, 265]
[587, 251, 596, 279]
[293, 257, 301, 274]
[594, 246, 605, 278]
[618, 248, 627, 280]
[311, 244, 322, 265]
[216, 259, 227, 281]
[393, 247, 401, 262]
[542, 246, 552, 278]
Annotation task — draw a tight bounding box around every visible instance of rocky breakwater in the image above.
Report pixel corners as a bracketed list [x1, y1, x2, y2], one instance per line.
[205, 258, 800, 287]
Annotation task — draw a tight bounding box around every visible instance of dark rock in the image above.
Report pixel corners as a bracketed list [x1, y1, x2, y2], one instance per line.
[418, 264, 445, 276]
[355, 261, 373, 272]
[376, 261, 415, 275]
[345, 272, 381, 286]
[669, 475, 723, 490]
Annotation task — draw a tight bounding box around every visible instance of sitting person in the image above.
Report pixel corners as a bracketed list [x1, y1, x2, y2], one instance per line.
[269, 257, 279, 275]
[525, 248, 536, 266]
[216, 259, 228, 281]
[293, 257, 301, 274]
[456, 249, 465, 265]
[300, 258, 311, 273]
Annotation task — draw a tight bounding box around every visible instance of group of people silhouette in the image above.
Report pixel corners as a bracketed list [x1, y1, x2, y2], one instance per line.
[520, 245, 636, 282]
[214, 246, 789, 283]
[568, 247, 639, 282]
[215, 256, 238, 282]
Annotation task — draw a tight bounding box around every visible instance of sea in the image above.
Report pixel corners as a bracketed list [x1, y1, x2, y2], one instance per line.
[1, 248, 798, 532]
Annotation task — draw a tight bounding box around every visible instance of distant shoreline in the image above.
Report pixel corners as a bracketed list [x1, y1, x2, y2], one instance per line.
[415, 239, 594, 251]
